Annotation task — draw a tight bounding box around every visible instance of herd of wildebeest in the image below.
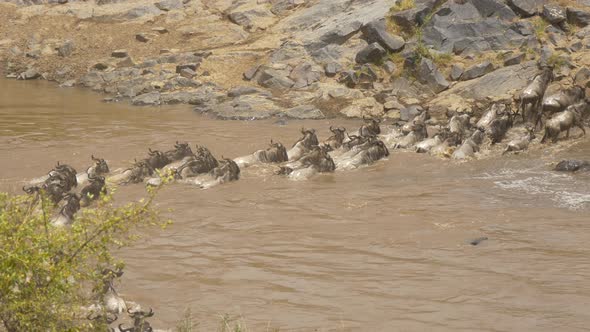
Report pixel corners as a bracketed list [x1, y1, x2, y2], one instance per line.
[14, 64, 590, 331]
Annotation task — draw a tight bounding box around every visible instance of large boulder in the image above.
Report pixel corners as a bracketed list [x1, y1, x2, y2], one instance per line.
[289, 62, 322, 88]
[567, 8, 590, 27]
[155, 0, 182, 11]
[421, 0, 531, 55]
[256, 67, 295, 90]
[506, 0, 545, 17]
[132, 92, 161, 106]
[542, 4, 567, 24]
[228, 6, 277, 31]
[282, 105, 325, 119]
[415, 58, 450, 93]
[461, 61, 495, 81]
[355, 42, 387, 64]
[361, 19, 405, 52]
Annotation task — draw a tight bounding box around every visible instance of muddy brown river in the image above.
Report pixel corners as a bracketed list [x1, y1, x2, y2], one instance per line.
[1, 78, 590, 331]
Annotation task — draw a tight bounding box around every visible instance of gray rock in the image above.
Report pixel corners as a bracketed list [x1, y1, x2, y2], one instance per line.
[124, 5, 162, 19]
[132, 92, 161, 106]
[152, 27, 169, 34]
[228, 7, 275, 31]
[461, 61, 495, 81]
[543, 4, 566, 24]
[289, 62, 322, 88]
[510, 21, 535, 36]
[361, 19, 405, 52]
[180, 68, 196, 78]
[338, 70, 359, 88]
[79, 72, 104, 88]
[400, 105, 422, 121]
[256, 68, 294, 90]
[93, 62, 109, 71]
[243, 65, 261, 81]
[383, 60, 396, 74]
[416, 58, 450, 93]
[116, 57, 136, 68]
[450, 64, 464, 81]
[507, 0, 544, 17]
[9, 46, 22, 56]
[176, 63, 199, 73]
[355, 42, 386, 64]
[138, 60, 158, 68]
[59, 79, 76, 88]
[283, 105, 325, 119]
[17, 68, 41, 80]
[135, 33, 150, 42]
[57, 40, 74, 57]
[574, 67, 590, 84]
[325, 62, 342, 77]
[111, 49, 128, 58]
[390, 1, 434, 31]
[228, 86, 271, 98]
[504, 52, 525, 66]
[421, 0, 528, 55]
[155, 0, 182, 11]
[567, 8, 590, 27]
[160, 91, 195, 104]
[210, 95, 281, 120]
[540, 46, 553, 66]
[570, 41, 583, 52]
[271, 0, 305, 15]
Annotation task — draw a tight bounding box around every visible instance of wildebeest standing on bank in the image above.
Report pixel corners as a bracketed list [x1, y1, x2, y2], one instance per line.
[540, 86, 585, 126]
[519, 65, 553, 125]
[541, 102, 587, 143]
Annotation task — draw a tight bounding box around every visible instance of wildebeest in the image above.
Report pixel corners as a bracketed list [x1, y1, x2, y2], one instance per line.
[119, 308, 154, 332]
[50, 193, 81, 227]
[487, 112, 513, 144]
[429, 132, 462, 158]
[164, 141, 193, 161]
[502, 127, 535, 155]
[89, 155, 110, 176]
[100, 268, 127, 314]
[448, 113, 470, 138]
[324, 126, 347, 150]
[287, 128, 319, 161]
[393, 121, 428, 149]
[178, 145, 219, 178]
[519, 66, 553, 123]
[541, 102, 587, 143]
[23, 181, 67, 205]
[280, 145, 336, 179]
[476, 103, 508, 131]
[452, 128, 486, 160]
[416, 128, 451, 153]
[145, 148, 171, 170]
[234, 140, 288, 168]
[110, 159, 154, 184]
[80, 174, 107, 206]
[540, 86, 585, 122]
[554, 160, 590, 172]
[359, 117, 381, 137]
[336, 137, 389, 170]
[403, 111, 430, 135]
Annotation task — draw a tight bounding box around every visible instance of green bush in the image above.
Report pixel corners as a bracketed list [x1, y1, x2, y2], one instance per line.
[0, 184, 167, 331]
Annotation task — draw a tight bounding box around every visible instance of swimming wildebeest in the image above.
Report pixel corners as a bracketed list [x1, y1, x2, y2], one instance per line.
[519, 66, 553, 124]
[287, 128, 319, 161]
[416, 128, 450, 153]
[541, 103, 587, 143]
[324, 126, 347, 150]
[554, 160, 590, 172]
[429, 131, 462, 158]
[23, 181, 67, 205]
[164, 141, 193, 161]
[402, 111, 430, 135]
[51, 193, 81, 227]
[393, 121, 428, 149]
[89, 155, 110, 176]
[114, 159, 155, 184]
[452, 128, 486, 160]
[80, 173, 107, 206]
[234, 139, 288, 168]
[359, 117, 381, 137]
[177, 145, 219, 178]
[335, 137, 389, 170]
[145, 148, 171, 170]
[279, 145, 336, 179]
[502, 126, 535, 155]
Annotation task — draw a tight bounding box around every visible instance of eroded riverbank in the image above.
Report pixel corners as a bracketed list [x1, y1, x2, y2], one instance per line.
[1, 79, 590, 331]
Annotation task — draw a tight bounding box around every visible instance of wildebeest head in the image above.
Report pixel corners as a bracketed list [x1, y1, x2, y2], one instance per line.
[91, 155, 110, 175]
[124, 159, 154, 184]
[293, 127, 319, 149]
[342, 133, 368, 151]
[299, 145, 336, 172]
[326, 126, 347, 149]
[165, 141, 193, 161]
[119, 308, 154, 332]
[360, 116, 381, 136]
[146, 149, 171, 170]
[260, 139, 288, 163]
[210, 158, 240, 182]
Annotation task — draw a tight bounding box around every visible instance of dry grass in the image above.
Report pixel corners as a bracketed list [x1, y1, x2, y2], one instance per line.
[532, 16, 549, 40]
[390, 0, 416, 12]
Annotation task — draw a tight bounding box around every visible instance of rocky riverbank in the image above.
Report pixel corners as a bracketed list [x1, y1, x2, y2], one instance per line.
[1, 0, 590, 122]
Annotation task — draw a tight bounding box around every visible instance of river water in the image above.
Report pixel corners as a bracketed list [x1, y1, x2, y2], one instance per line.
[1, 78, 590, 331]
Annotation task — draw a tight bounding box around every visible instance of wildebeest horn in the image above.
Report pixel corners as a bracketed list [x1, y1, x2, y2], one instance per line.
[330, 125, 334, 133]
[118, 324, 133, 332]
[91, 155, 98, 161]
[148, 148, 156, 155]
[301, 127, 306, 134]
